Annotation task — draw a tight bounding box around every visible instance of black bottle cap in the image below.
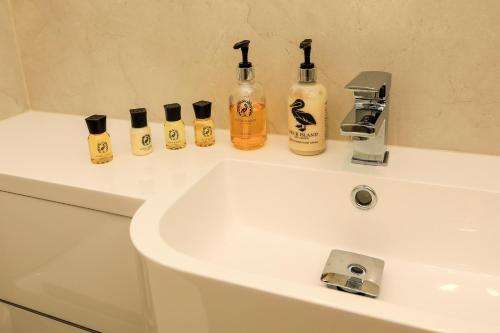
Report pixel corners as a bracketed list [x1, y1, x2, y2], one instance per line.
[300, 39, 315, 69]
[164, 103, 182, 122]
[129, 108, 148, 128]
[85, 114, 107, 134]
[193, 101, 212, 119]
[233, 40, 252, 69]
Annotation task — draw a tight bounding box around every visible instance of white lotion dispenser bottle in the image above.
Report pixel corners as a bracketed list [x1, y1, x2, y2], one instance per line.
[288, 39, 327, 155]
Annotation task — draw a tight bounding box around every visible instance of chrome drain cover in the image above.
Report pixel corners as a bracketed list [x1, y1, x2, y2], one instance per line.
[321, 249, 385, 298]
[351, 185, 377, 210]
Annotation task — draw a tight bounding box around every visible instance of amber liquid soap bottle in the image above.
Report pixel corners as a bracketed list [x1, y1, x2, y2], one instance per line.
[129, 108, 153, 156]
[85, 114, 113, 164]
[164, 103, 186, 149]
[229, 40, 267, 150]
[193, 100, 215, 147]
[288, 39, 327, 155]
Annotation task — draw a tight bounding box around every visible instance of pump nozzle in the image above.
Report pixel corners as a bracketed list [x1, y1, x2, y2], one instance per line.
[298, 38, 316, 83]
[300, 39, 314, 69]
[233, 40, 252, 68]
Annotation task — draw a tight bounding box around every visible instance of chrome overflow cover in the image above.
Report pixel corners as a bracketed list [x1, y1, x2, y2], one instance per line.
[351, 185, 377, 210]
[321, 250, 385, 298]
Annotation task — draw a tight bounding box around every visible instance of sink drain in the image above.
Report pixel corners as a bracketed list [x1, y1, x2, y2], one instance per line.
[348, 264, 366, 276]
[351, 185, 377, 210]
[321, 250, 385, 298]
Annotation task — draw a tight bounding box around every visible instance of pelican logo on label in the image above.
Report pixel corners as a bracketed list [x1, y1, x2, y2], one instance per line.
[97, 142, 108, 153]
[237, 99, 253, 117]
[290, 99, 316, 132]
[142, 134, 151, 146]
[202, 126, 212, 137]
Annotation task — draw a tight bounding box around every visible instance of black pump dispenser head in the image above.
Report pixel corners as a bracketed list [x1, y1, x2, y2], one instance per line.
[233, 40, 254, 81]
[233, 40, 252, 68]
[298, 38, 316, 83]
[300, 39, 314, 69]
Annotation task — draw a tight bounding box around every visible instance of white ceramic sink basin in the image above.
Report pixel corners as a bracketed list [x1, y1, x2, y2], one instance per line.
[132, 160, 500, 333]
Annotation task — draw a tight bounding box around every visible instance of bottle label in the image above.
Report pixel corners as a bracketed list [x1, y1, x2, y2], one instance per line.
[164, 121, 186, 149]
[88, 133, 113, 163]
[235, 99, 257, 129]
[135, 134, 152, 152]
[288, 97, 326, 152]
[195, 120, 215, 146]
[237, 99, 254, 118]
[202, 126, 213, 137]
[97, 141, 109, 154]
[141, 134, 151, 147]
[169, 129, 179, 141]
[230, 99, 267, 142]
[131, 128, 153, 154]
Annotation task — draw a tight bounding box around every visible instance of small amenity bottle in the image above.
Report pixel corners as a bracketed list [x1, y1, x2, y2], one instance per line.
[85, 114, 113, 164]
[129, 108, 153, 156]
[288, 39, 327, 155]
[163, 103, 186, 149]
[193, 100, 215, 147]
[229, 40, 267, 150]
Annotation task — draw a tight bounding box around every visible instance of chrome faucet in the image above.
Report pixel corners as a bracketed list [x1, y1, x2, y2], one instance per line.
[340, 71, 392, 166]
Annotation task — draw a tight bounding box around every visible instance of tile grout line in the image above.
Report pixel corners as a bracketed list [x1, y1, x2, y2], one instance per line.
[6, 0, 32, 110]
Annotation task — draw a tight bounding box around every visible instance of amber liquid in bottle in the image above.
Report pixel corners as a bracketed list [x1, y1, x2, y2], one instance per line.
[88, 132, 113, 164]
[229, 101, 266, 150]
[194, 118, 215, 147]
[164, 120, 186, 149]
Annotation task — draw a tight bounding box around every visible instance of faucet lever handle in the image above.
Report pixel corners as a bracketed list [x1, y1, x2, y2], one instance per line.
[345, 71, 392, 100]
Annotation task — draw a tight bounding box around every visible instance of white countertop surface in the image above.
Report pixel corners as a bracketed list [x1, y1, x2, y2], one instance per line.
[0, 111, 499, 217]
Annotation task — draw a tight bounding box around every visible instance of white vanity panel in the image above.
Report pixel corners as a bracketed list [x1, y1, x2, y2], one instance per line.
[0, 191, 147, 333]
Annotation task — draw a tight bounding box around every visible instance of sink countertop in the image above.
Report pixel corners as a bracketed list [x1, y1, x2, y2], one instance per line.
[0, 111, 499, 217]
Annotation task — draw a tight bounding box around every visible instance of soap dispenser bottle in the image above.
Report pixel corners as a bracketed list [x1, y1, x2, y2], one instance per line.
[288, 39, 327, 155]
[229, 40, 267, 150]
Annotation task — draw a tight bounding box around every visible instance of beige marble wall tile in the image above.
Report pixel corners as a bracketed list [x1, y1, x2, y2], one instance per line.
[0, 0, 28, 120]
[10, 0, 500, 154]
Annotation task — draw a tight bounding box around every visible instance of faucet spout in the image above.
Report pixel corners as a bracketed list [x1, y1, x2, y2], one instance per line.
[340, 105, 386, 137]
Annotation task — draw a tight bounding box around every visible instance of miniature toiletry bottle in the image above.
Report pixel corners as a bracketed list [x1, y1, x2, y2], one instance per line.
[164, 103, 186, 149]
[129, 108, 153, 156]
[229, 40, 267, 150]
[85, 114, 113, 164]
[193, 100, 215, 147]
[288, 39, 327, 155]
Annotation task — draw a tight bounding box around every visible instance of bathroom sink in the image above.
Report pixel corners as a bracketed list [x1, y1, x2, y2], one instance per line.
[131, 160, 500, 333]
